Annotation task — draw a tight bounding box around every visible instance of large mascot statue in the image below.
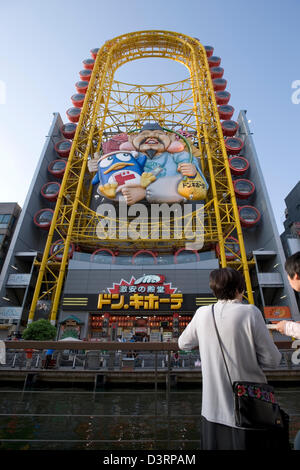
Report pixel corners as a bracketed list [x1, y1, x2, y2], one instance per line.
[88, 123, 208, 205]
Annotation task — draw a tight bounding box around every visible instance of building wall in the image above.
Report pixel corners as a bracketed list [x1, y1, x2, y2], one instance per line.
[235, 111, 299, 319]
[0, 202, 21, 272]
[0, 113, 64, 327]
[280, 181, 300, 309]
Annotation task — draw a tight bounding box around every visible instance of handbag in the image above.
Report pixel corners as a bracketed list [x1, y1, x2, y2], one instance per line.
[212, 304, 289, 431]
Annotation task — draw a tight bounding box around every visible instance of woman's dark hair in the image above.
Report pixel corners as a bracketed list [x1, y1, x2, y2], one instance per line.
[209, 267, 246, 300]
[285, 251, 300, 278]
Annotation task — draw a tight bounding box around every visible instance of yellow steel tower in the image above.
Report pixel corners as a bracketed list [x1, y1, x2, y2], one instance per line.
[28, 30, 254, 325]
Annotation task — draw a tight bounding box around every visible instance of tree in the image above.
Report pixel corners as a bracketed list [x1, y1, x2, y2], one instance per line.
[22, 319, 57, 341]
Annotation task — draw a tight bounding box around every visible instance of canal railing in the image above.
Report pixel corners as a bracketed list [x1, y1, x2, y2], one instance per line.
[0, 341, 299, 389]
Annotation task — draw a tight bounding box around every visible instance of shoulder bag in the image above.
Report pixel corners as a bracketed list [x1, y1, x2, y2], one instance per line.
[212, 304, 289, 432]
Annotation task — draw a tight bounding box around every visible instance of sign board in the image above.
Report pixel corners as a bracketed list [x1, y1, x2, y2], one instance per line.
[7, 273, 31, 286]
[0, 306, 22, 320]
[62, 293, 216, 312]
[264, 306, 292, 320]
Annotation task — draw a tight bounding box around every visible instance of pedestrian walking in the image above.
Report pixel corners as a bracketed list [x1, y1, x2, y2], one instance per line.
[44, 349, 54, 369]
[178, 267, 283, 450]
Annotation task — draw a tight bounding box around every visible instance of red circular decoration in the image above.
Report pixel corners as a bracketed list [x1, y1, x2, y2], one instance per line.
[79, 69, 92, 81]
[213, 78, 227, 91]
[71, 93, 85, 108]
[91, 248, 116, 264]
[229, 156, 249, 176]
[90, 48, 99, 59]
[132, 250, 157, 265]
[66, 107, 81, 123]
[216, 236, 240, 260]
[218, 105, 234, 120]
[41, 182, 61, 201]
[75, 80, 89, 94]
[221, 120, 239, 137]
[215, 91, 231, 105]
[225, 137, 244, 155]
[33, 209, 54, 230]
[234, 179, 255, 199]
[54, 139, 72, 157]
[174, 248, 200, 264]
[210, 66, 224, 79]
[208, 56, 221, 67]
[50, 239, 75, 261]
[48, 159, 67, 178]
[239, 205, 261, 227]
[83, 58, 95, 70]
[61, 123, 77, 139]
[204, 45, 214, 57]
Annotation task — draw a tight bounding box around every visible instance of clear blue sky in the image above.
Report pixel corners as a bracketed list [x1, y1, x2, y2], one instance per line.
[0, 0, 299, 233]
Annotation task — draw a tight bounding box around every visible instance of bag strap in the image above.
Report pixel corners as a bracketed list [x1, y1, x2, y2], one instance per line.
[212, 304, 234, 391]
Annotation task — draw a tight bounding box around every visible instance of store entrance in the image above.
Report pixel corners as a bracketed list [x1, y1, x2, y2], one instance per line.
[89, 313, 193, 342]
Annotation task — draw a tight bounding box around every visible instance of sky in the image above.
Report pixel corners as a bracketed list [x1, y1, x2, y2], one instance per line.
[0, 0, 299, 234]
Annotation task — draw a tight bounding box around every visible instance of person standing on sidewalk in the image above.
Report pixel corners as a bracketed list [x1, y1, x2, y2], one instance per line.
[178, 267, 282, 450]
[274, 252, 300, 339]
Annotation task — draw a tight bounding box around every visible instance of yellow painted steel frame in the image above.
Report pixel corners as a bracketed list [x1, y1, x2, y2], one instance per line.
[28, 30, 254, 325]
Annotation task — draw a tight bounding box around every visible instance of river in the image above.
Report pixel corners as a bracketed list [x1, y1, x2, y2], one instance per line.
[0, 382, 299, 450]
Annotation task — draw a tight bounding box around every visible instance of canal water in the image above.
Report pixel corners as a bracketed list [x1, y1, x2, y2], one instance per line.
[0, 382, 299, 450]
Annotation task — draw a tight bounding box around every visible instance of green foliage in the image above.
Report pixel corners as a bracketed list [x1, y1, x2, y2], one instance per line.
[22, 319, 57, 341]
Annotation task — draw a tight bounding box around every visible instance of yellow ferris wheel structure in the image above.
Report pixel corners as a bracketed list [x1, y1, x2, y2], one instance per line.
[28, 30, 254, 325]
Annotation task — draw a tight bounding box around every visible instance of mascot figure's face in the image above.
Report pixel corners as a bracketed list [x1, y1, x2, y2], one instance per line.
[98, 152, 145, 189]
[128, 124, 175, 159]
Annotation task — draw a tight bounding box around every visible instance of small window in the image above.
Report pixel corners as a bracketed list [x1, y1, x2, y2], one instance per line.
[0, 214, 11, 228]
